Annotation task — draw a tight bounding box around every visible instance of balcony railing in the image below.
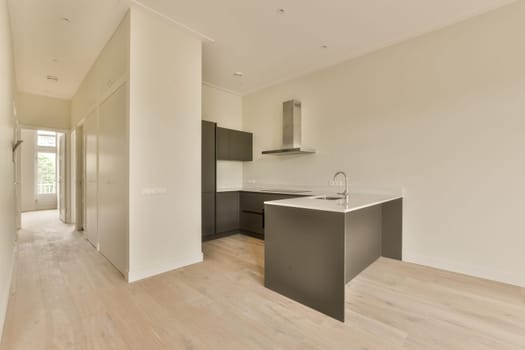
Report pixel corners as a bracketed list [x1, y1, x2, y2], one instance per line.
[38, 183, 56, 194]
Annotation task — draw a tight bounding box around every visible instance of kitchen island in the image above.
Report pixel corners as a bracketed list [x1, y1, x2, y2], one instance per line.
[264, 193, 402, 322]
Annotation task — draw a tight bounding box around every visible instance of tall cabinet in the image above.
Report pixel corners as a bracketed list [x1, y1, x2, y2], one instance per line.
[202, 121, 253, 241]
[201, 121, 217, 240]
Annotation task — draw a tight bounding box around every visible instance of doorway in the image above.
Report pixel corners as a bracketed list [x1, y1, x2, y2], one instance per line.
[19, 128, 66, 223]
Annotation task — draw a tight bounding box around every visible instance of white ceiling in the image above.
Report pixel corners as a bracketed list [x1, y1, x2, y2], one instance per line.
[8, 0, 129, 99]
[9, 0, 516, 99]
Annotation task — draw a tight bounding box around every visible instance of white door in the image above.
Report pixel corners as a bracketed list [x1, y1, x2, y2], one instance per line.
[84, 112, 98, 248]
[98, 84, 128, 274]
[58, 133, 67, 222]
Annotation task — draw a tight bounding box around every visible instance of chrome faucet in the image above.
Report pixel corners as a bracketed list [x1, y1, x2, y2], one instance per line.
[333, 171, 350, 200]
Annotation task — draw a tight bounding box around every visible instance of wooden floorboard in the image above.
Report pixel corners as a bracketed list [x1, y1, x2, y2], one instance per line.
[1, 210, 525, 349]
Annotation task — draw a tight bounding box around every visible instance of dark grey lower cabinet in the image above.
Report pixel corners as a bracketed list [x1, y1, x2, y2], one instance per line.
[239, 192, 304, 239]
[202, 192, 216, 238]
[240, 212, 264, 235]
[205, 190, 306, 241]
[216, 191, 240, 234]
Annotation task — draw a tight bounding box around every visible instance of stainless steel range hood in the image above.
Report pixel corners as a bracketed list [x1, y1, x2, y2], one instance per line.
[262, 100, 316, 155]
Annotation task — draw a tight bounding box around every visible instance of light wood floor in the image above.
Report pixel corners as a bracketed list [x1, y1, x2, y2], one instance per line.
[2, 211, 525, 349]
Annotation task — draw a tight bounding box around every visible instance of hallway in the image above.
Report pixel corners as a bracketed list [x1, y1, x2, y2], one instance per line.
[1, 211, 127, 349]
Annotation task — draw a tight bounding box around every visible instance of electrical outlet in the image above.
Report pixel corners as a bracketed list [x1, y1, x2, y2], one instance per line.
[141, 188, 168, 196]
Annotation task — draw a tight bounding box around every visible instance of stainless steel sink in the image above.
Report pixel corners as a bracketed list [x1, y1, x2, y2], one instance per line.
[313, 196, 345, 200]
[260, 189, 312, 194]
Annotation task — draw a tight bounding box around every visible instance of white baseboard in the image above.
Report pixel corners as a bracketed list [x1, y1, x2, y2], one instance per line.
[127, 252, 203, 283]
[403, 252, 525, 288]
[0, 244, 16, 342]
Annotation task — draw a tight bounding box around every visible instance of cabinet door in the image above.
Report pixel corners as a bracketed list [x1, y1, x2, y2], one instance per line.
[216, 192, 240, 233]
[230, 130, 253, 161]
[202, 121, 216, 193]
[202, 121, 216, 238]
[239, 192, 306, 237]
[202, 192, 216, 237]
[240, 212, 264, 234]
[240, 192, 265, 213]
[216, 127, 230, 160]
[216, 127, 253, 161]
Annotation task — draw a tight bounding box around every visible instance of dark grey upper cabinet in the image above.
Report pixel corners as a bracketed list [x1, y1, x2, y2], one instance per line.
[230, 129, 253, 161]
[202, 121, 217, 193]
[216, 127, 230, 161]
[216, 127, 253, 161]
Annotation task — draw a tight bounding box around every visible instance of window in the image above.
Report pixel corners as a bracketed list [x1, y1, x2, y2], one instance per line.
[37, 152, 56, 194]
[37, 130, 57, 147]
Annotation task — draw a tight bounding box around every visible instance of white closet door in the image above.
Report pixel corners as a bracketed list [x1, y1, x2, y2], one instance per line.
[98, 84, 128, 274]
[84, 111, 98, 248]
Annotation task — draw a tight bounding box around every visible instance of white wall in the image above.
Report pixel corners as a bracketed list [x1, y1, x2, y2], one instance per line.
[19, 128, 35, 211]
[243, 1, 525, 287]
[202, 84, 242, 129]
[0, 0, 17, 340]
[16, 92, 70, 130]
[202, 83, 244, 189]
[128, 5, 202, 282]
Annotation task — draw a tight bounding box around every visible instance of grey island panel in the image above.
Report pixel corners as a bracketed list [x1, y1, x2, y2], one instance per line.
[381, 198, 403, 260]
[264, 197, 403, 322]
[264, 205, 346, 321]
[344, 204, 383, 283]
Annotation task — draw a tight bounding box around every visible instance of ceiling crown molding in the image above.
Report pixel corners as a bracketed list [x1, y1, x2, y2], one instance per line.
[130, 0, 215, 43]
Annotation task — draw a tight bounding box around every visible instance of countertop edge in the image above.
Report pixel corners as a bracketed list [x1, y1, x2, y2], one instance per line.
[216, 188, 314, 195]
[264, 195, 403, 213]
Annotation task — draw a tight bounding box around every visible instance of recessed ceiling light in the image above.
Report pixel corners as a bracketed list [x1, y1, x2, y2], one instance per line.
[233, 72, 244, 77]
[277, 8, 286, 14]
[61, 17, 71, 23]
[46, 75, 59, 82]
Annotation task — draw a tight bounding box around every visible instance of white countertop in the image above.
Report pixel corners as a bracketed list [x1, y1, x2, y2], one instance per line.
[216, 187, 244, 193]
[264, 193, 402, 213]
